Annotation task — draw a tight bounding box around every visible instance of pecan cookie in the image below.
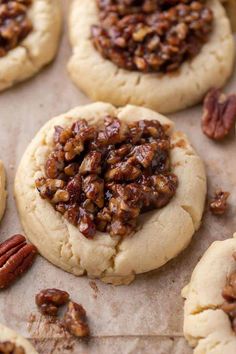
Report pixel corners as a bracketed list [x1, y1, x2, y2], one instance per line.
[0, 323, 38, 354]
[182, 234, 236, 354]
[0, 161, 7, 222]
[15, 102, 206, 285]
[0, 0, 62, 92]
[68, 0, 234, 114]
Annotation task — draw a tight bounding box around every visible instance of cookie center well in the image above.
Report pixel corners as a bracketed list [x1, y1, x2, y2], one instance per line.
[0, 0, 32, 57]
[91, 0, 214, 73]
[35, 117, 178, 239]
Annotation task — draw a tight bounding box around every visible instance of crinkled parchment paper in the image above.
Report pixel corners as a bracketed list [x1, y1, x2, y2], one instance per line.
[0, 1, 235, 353]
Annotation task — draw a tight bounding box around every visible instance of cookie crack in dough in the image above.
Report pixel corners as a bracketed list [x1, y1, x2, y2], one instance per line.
[180, 205, 198, 230]
[106, 216, 168, 275]
[190, 304, 219, 315]
[113, 66, 120, 77]
[60, 223, 82, 269]
[196, 175, 206, 183]
[135, 75, 142, 86]
[20, 44, 36, 68]
[103, 236, 122, 273]
[207, 340, 222, 350]
[29, 197, 76, 266]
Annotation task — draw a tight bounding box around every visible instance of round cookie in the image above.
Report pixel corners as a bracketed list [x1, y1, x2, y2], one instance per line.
[15, 102, 206, 285]
[182, 234, 236, 354]
[0, 0, 62, 92]
[0, 323, 38, 354]
[0, 160, 7, 222]
[68, 0, 235, 114]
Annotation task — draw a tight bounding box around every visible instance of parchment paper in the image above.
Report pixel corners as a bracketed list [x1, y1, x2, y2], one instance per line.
[0, 1, 235, 353]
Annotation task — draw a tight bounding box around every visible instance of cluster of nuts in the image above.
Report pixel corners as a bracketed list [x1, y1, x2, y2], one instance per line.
[91, 0, 213, 72]
[221, 253, 236, 333]
[0, 0, 32, 57]
[35, 288, 90, 338]
[0, 342, 25, 354]
[35, 116, 178, 238]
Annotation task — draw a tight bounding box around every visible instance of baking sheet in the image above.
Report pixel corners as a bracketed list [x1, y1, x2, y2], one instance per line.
[0, 1, 235, 353]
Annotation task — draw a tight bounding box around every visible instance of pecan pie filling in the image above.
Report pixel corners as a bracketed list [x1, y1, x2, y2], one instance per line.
[36, 117, 178, 238]
[0, 0, 32, 57]
[221, 253, 236, 333]
[91, 0, 214, 73]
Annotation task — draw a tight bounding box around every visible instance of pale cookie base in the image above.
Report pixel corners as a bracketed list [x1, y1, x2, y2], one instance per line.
[68, 0, 235, 114]
[0, 160, 7, 223]
[0, 0, 62, 92]
[15, 102, 206, 285]
[182, 234, 236, 354]
[0, 323, 38, 354]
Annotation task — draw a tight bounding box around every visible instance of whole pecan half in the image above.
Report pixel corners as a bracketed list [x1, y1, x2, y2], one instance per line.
[0, 234, 38, 289]
[63, 301, 90, 337]
[35, 288, 70, 316]
[202, 88, 236, 140]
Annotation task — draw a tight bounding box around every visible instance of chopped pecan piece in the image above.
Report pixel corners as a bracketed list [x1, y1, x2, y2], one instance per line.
[54, 125, 72, 145]
[79, 151, 102, 175]
[0, 235, 37, 289]
[150, 173, 178, 208]
[64, 163, 79, 177]
[66, 174, 82, 203]
[0, 341, 25, 354]
[63, 301, 90, 338]
[35, 288, 70, 316]
[209, 191, 230, 215]
[130, 144, 155, 168]
[202, 89, 236, 140]
[106, 144, 132, 165]
[78, 208, 96, 239]
[64, 138, 84, 161]
[45, 150, 65, 179]
[105, 161, 142, 182]
[73, 120, 96, 142]
[36, 116, 178, 238]
[97, 116, 128, 145]
[96, 207, 112, 232]
[36, 178, 65, 200]
[83, 175, 104, 208]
